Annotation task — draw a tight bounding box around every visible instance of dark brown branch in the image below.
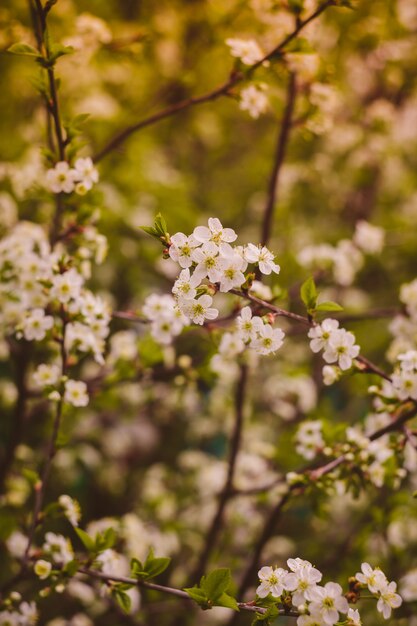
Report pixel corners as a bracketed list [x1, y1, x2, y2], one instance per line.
[93, 1, 337, 163]
[23, 320, 68, 565]
[190, 364, 249, 583]
[31, 0, 67, 244]
[260, 72, 297, 247]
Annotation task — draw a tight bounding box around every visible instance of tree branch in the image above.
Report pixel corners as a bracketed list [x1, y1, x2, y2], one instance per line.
[93, 1, 337, 163]
[190, 364, 249, 583]
[23, 319, 68, 565]
[260, 72, 297, 247]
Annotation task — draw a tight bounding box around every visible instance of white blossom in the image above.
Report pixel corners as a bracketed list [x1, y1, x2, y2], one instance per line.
[322, 328, 360, 370]
[256, 566, 289, 598]
[225, 38, 264, 66]
[50, 269, 84, 304]
[43, 532, 74, 565]
[353, 221, 384, 254]
[347, 608, 361, 625]
[45, 161, 78, 194]
[32, 363, 61, 388]
[239, 85, 269, 118]
[34, 559, 52, 579]
[244, 243, 280, 275]
[21, 308, 54, 341]
[59, 494, 81, 526]
[355, 563, 387, 594]
[169, 232, 200, 268]
[182, 294, 218, 325]
[236, 306, 263, 342]
[376, 581, 402, 619]
[308, 319, 339, 354]
[251, 323, 285, 355]
[73, 157, 99, 190]
[308, 582, 348, 625]
[64, 379, 89, 407]
[192, 242, 223, 283]
[193, 218, 237, 245]
[172, 268, 201, 301]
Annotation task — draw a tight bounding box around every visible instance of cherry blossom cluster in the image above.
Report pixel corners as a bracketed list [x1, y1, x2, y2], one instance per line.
[295, 420, 324, 461]
[239, 84, 269, 119]
[45, 157, 99, 195]
[391, 349, 417, 401]
[344, 421, 396, 488]
[143, 218, 283, 350]
[256, 558, 402, 625]
[0, 599, 38, 626]
[298, 221, 384, 287]
[308, 319, 360, 372]
[355, 562, 402, 619]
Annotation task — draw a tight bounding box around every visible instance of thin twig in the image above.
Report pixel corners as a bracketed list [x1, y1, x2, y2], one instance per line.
[23, 319, 68, 565]
[93, 1, 337, 162]
[190, 364, 249, 584]
[260, 72, 297, 247]
[78, 567, 299, 617]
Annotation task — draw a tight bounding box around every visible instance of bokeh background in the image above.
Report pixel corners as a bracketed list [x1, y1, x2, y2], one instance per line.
[1, 0, 417, 624]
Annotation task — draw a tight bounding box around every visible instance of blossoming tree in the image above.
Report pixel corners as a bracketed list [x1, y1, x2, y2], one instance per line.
[0, 0, 417, 625]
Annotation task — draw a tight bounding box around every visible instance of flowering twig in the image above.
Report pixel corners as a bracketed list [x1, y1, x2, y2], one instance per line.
[78, 567, 299, 617]
[31, 0, 67, 243]
[93, 1, 337, 163]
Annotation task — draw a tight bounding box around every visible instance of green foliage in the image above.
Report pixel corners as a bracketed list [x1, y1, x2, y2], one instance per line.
[7, 43, 40, 57]
[300, 276, 317, 313]
[74, 527, 115, 554]
[141, 213, 170, 245]
[112, 586, 132, 613]
[130, 548, 171, 580]
[184, 568, 239, 611]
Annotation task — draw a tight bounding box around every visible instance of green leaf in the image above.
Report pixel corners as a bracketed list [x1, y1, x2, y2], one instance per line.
[154, 212, 168, 236]
[201, 568, 232, 601]
[63, 559, 79, 576]
[8, 42, 40, 57]
[96, 527, 116, 551]
[300, 276, 317, 311]
[140, 225, 159, 239]
[184, 585, 210, 607]
[216, 592, 239, 611]
[113, 588, 132, 613]
[49, 43, 74, 62]
[145, 556, 171, 578]
[74, 527, 95, 552]
[22, 468, 40, 486]
[315, 301, 344, 312]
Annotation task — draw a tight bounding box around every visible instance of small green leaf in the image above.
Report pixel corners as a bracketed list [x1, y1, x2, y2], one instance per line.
[216, 592, 239, 611]
[184, 585, 210, 606]
[140, 225, 159, 239]
[63, 559, 79, 576]
[154, 212, 168, 236]
[201, 568, 232, 601]
[316, 301, 344, 312]
[300, 276, 317, 311]
[113, 588, 132, 613]
[22, 468, 40, 486]
[145, 556, 171, 578]
[49, 43, 74, 62]
[74, 527, 95, 552]
[96, 527, 116, 551]
[8, 42, 40, 57]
